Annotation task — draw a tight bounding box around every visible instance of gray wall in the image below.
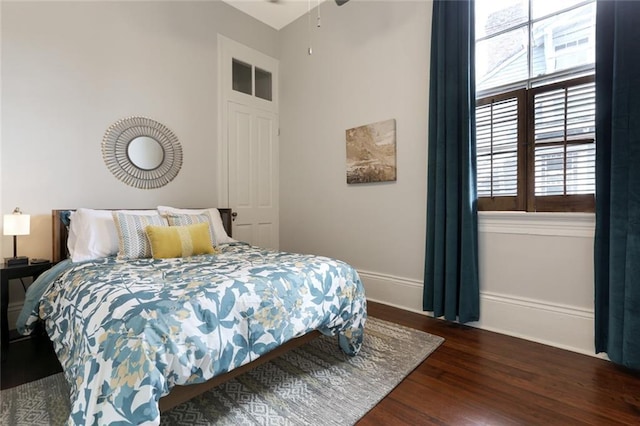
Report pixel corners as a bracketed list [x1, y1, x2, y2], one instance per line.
[279, 0, 598, 356]
[1, 0, 278, 322]
[1, 0, 278, 260]
[279, 0, 430, 278]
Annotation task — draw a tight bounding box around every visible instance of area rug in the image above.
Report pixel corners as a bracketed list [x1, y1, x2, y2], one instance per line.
[1, 317, 443, 425]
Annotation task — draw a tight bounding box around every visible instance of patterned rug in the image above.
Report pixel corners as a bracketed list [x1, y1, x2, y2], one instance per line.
[1, 317, 443, 425]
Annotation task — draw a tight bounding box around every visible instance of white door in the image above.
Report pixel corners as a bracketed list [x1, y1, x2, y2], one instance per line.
[227, 101, 279, 249]
[218, 35, 279, 249]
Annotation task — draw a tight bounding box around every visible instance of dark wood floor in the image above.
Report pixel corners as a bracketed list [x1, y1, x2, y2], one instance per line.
[361, 302, 640, 425]
[2, 301, 639, 424]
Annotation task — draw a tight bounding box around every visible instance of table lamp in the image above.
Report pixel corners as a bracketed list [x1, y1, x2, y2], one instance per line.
[3, 207, 30, 266]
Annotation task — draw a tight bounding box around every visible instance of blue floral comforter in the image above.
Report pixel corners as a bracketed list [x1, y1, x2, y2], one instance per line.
[17, 243, 367, 425]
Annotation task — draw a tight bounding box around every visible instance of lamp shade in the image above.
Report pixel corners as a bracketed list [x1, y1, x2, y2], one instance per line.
[3, 208, 30, 236]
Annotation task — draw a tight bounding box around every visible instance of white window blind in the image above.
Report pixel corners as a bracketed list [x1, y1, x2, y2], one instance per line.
[477, 97, 519, 197]
[533, 81, 595, 196]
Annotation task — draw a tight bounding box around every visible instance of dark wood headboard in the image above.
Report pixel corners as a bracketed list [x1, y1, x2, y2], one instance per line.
[52, 208, 233, 263]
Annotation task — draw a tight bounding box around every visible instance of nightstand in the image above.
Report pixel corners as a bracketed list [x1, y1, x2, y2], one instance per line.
[1, 261, 52, 362]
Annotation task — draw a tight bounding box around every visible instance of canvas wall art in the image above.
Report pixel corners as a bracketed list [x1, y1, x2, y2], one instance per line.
[346, 119, 397, 184]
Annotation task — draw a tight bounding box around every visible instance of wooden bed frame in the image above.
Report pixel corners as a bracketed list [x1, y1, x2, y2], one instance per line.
[50, 209, 320, 412]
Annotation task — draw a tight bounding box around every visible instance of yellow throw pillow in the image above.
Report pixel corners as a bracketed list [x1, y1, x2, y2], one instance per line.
[145, 223, 217, 259]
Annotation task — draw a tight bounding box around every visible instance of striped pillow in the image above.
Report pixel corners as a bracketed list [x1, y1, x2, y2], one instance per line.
[166, 213, 218, 246]
[112, 212, 167, 259]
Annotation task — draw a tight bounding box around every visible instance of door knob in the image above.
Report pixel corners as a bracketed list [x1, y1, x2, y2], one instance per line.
[231, 211, 238, 221]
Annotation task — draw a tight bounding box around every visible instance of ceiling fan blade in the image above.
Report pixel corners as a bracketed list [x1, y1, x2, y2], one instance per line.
[335, 0, 350, 5]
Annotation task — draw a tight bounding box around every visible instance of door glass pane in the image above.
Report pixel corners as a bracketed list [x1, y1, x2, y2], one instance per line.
[255, 67, 272, 101]
[232, 59, 252, 96]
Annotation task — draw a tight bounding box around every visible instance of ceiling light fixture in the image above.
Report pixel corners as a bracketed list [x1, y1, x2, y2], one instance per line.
[307, 0, 350, 55]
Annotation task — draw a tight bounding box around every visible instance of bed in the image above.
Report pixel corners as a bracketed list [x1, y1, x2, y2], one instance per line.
[17, 207, 367, 425]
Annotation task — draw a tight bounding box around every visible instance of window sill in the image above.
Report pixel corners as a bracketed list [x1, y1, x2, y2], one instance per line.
[478, 211, 595, 237]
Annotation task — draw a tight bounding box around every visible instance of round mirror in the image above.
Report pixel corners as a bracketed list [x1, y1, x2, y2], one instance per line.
[102, 116, 183, 189]
[127, 136, 164, 170]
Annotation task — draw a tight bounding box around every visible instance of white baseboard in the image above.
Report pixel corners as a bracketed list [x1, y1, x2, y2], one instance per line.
[8, 271, 604, 359]
[358, 270, 605, 358]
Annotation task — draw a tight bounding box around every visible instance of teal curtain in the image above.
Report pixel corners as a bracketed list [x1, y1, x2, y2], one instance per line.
[423, 0, 479, 323]
[594, 0, 640, 370]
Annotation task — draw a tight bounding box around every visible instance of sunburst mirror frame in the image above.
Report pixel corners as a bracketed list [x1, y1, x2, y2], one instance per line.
[102, 116, 183, 189]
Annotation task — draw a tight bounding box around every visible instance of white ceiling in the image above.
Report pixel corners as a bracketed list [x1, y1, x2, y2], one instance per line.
[221, 0, 328, 30]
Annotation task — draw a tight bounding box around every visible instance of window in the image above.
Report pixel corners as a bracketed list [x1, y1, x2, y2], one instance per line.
[475, 0, 596, 212]
[254, 67, 273, 101]
[232, 59, 252, 96]
[232, 59, 273, 102]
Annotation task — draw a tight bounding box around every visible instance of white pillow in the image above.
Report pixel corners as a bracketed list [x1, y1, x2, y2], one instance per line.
[68, 208, 161, 262]
[66, 211, 77, 258]
[157, 206, 235, 244]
